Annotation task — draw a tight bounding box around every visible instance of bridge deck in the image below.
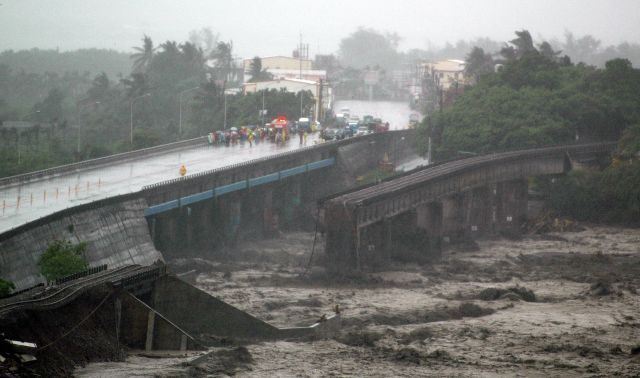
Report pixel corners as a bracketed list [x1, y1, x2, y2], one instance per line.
[328, 143, 615, 209]
[0, 264, 165, 318]
[0, 135, 321, 235]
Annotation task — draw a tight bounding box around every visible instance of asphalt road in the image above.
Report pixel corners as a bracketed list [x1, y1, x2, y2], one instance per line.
[0, 100, 417, 234]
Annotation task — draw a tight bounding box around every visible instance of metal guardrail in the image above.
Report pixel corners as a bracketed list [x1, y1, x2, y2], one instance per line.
[144, 157, 336, 217]
[53, 264, 108, 286]
[0, 136, 208, 188]
[143, 130, 414, 191]
[333, 142, 617, 207]
[0, 130, 412, 240]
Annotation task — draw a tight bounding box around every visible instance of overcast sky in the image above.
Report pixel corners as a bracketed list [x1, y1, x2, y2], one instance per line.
[1, 0, 639, 58]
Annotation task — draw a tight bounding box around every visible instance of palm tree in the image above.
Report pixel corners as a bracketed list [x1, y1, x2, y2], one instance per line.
[180, 41, 205, 69]
[465, 47, 494, 82]
[248, 57, 272, 82]
[500, 30, 536, 61]
[131, 35, 155, 73]
[210, 41, 235, 83]
[160, 41, 180, 56]
[538, 42, 562, 62]
[121, 72, 150, 98]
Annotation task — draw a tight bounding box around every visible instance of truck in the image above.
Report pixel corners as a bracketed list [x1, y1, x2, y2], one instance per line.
[297, 117, 311, 132]
[269, 116, 290, 141]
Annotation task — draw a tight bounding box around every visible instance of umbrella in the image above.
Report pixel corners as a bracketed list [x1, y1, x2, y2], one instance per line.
[230, 127, 238, 131]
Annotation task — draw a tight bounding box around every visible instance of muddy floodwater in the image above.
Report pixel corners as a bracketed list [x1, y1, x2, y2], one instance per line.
[77, 225, 640, 377]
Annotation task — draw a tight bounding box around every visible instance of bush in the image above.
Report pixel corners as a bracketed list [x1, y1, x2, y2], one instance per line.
[38, 239, 88, 281]
[0, 278, 15, 297]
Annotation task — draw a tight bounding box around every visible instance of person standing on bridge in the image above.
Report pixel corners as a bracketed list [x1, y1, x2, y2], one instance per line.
[248, 130, 255, 147]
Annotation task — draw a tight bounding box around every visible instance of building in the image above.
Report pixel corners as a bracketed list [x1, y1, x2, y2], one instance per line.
[243, 56, 313, 83]
[266, 68, 327, 83]
[243, 78, 331, 123]
[419, 59, 466, 90]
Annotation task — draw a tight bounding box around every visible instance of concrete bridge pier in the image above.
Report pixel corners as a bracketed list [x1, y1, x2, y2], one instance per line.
[463, 186, 494, 237]
[262, 187, 275, 237]
[416, 201, 443, 257]
[495, 179, 528, 236]
[441, 194, 465, 243]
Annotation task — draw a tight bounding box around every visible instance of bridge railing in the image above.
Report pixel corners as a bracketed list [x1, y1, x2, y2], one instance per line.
[53, 264, 108, 286]
[0, 136, 209, 188]
[344, 141, 618, 207]
[142, 129, 414, 191]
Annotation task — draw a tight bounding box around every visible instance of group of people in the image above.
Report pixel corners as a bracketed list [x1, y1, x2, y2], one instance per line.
[208, 126, 269, 148]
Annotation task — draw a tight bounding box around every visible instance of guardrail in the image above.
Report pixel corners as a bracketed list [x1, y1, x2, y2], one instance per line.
[53, 264, 108, 286]
[0, 136, 209, 188]
[143, 129, 414, 191]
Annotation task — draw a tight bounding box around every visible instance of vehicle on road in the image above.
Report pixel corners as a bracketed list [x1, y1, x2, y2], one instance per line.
[297, 117, 311, 132]
[269, 116, 290, 142]
[357, 126, 370, 136]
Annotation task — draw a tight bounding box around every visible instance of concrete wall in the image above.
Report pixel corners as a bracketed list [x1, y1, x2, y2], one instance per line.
[0, 197, 163, 290]
[152, 275, 281, 341]
[0, 131, 418, 289]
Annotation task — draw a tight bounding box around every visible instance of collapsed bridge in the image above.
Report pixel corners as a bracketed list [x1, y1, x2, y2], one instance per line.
[321, 142, 616, 270]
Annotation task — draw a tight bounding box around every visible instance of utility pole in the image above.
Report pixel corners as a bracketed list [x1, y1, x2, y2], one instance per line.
[317, 78, 323, 124]
[299, 33, 303, 80]
[261, 90, 266, 126]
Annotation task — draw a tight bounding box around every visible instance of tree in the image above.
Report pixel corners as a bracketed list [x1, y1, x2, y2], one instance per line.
[247, 57, 272, 82]
[180, 41, 205, 70]
[121, 72, 150, 98]
[38, 239, 88, 281]
[210, 41, 235, 83]
[87, 72, 110, 100]
[538, 42, 562, 61]
[0, 278, 14, 297]
[131, 35, 156, 73]
[338, 27, 400, 70]
[464, 47, 494, 82]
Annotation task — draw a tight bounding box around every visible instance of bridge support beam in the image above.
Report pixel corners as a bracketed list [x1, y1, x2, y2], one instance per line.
[495, 179, 528, 236]
[463, 186, 493, 237]
[442, 194, 465, 243]
[416, 201, 443, 256]
[262, 188, 275, 237]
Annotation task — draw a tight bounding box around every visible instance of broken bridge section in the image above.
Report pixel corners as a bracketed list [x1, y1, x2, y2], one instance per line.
[0, 263, 341, 355]
[321, 143, 616, 271]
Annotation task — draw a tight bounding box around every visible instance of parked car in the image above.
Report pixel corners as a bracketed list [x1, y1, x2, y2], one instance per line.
[335, 128, 347, 140]
[322, 128, 338, 141]
[357, 126, 370, 136]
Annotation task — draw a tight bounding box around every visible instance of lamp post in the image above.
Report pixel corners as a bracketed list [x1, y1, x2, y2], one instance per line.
[130, 93, 150, 148]
[178, 86, 199, 140]
[77, 101, 100, 155]
[223, 91, 228, 130]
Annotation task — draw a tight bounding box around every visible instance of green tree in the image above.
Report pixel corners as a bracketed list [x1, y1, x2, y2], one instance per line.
[464, 47, 494, 82]
[131, 35, 156, 73]
[210, 41, 235, 83]
[0, 278, 15, 297]
[247, 57, 273, 82]
[38, 239, 88, 281]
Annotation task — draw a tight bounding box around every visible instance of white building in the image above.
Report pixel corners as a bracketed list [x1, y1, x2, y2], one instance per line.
[420, 59, 466, 90]
[242, 56, 313, 83]
[243, 78, 331, 122]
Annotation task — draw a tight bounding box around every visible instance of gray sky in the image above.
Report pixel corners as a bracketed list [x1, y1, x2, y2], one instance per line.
[1, 0, 639, 58]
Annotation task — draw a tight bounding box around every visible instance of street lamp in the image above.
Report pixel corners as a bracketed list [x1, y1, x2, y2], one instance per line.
[178, 86, 199, 139]
[130, 93, 151, 148]
[78, 101, 100, 155]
